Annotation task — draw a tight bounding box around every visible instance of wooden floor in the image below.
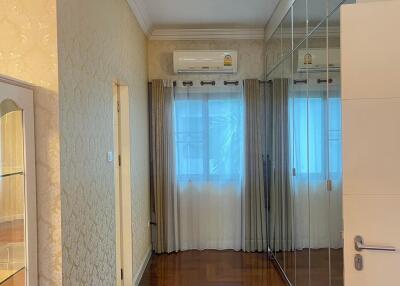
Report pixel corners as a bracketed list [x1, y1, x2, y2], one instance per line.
[275, 248, 343, 286]
[139, 250, 286, 286]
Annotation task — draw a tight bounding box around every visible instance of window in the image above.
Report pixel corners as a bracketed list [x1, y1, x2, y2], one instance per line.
[174, 89, 244, 183]
[289, 91, 342, 179]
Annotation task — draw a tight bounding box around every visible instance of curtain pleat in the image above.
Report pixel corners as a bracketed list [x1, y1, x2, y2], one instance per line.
[243, 79, 267, 252]
[150, 79, 176, 253]
[269, 78, 293, 252]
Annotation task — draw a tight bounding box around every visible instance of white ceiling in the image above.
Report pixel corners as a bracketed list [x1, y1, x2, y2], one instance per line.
[128, 0, 280, 34]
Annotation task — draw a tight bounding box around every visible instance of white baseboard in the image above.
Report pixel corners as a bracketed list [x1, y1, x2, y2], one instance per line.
[134, 246, 152, 286]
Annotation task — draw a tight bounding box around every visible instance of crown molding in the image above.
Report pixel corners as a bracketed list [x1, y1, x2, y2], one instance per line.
[273, 26, 340, 39]
[149, 28, 265, 41]
[126, 0, 152, 35]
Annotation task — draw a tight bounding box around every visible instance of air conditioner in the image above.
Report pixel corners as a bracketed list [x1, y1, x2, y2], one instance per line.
[173, 50, 238, 73]
[297, 48, 340, 72]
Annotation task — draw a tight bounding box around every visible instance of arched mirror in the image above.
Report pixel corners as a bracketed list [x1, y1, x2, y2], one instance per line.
[0, 78, 37, 286]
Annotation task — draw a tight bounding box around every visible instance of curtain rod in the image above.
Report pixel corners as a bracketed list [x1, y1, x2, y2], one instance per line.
[266, 79, 334, 85]
[148, 80, 267, 86]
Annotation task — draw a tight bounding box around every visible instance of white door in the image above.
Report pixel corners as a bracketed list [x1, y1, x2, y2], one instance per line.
[341, 1, 400, 285]
[113, 84, 133, 286]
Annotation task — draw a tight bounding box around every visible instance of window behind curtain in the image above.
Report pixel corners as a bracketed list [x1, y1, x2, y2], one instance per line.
[289, 87, 342, 180]
[174, 87, 244, 184]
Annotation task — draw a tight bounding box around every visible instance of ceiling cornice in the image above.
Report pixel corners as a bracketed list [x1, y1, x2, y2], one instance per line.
[278, 26, 341, 39]
[126, 0, 152, 35]
[149, 28, 265, 41]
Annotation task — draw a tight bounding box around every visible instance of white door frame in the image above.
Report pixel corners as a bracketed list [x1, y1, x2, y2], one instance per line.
[0, 75, 37, 286]
[113, 83, 133, 286]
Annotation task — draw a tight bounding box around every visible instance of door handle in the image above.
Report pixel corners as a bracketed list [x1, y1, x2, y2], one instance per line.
[354, 235, 396, 252]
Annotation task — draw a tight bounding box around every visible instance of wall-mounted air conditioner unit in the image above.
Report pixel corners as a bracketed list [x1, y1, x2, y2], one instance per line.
[297, 48, 340, 72]
[173, 50, 238, 73]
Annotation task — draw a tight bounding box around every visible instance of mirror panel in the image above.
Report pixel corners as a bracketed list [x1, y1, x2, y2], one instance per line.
[266, 24, 283, 75]
[293, 0, 307, 49]
[328, 5, 344, 286]
[292, 38, 310, 286]
[265, 1, 351, 285]
[282, 8, 293, 59]
[308, 0, 328, 32]
[308, 20, 331, 286]
[268, 60, 286, 270]
[282, 53, 296, 285]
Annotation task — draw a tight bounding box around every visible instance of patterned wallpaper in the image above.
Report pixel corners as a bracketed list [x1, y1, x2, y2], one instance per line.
[148, 39, 265, 81]
[0, 0, 62, 285]
[57, 0, 150, 284]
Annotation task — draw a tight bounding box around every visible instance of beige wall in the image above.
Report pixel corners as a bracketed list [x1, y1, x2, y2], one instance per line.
[148, 39, 265, 81]
[57, 0, 150, 284]
[0, 1, 61, 285]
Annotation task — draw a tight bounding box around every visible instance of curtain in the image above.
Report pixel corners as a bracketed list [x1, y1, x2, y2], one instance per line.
[290, 79, 343, 250]
[243, 79, 267, 252]
[150, 80, 177, 253]
[173, 84, 244, 251]
[269, 78, 293, 252]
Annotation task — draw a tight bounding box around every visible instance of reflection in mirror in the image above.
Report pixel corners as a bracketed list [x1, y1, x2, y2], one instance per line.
[270, 61, 287, 274]
[293, 0, 307, 49]
[281, 8, 293, 58]
[291, 38, 310, 286]
[265, 1, 350, 285]
[281, 54, 296, 284]
[328, 0, 355, 14]
[0, 100, 25, 285]
[308, 0, 327, 32]
[266, 24, 283, 75]
[307, 20, 331, 286]
[328, 5, 346, 286]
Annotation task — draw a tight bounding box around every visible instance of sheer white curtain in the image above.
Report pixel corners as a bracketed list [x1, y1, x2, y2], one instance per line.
[172, 83, 244, 251]
[289, 78, 343, 250]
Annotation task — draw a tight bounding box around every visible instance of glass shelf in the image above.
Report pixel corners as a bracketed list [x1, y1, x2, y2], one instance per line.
[0, 171, 24, 179]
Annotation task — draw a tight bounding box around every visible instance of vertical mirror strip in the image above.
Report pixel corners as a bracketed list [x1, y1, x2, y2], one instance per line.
[265, 0, 353, 285]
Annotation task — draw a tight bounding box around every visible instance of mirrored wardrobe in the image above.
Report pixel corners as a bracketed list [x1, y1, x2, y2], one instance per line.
[265, 1, 354, 285]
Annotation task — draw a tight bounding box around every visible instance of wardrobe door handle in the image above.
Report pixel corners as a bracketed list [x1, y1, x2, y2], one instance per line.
[354, 235, 396, 252]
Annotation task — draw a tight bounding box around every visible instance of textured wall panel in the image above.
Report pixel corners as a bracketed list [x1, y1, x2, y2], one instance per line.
[0, 0, 61, 285]
[57, 0, 150, 284]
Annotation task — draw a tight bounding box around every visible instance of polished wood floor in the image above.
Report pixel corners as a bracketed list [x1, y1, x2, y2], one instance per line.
[275, 248, 343, 286]
[139, 250, 286, 286]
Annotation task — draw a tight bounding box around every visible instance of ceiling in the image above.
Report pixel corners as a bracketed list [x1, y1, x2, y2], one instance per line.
[128, 0, 280, 34]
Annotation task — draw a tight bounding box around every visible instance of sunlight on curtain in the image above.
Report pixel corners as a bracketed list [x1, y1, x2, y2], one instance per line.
[289, 80, 343, 250]
[174, 85, 244, 251]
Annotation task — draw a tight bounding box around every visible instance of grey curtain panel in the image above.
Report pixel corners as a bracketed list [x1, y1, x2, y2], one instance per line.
[243, 79, 268, 252]
[150, 79, 177, 253]
[269, 78, 293, 252]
